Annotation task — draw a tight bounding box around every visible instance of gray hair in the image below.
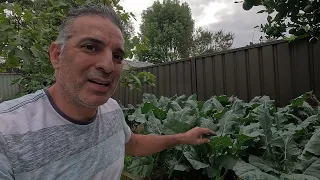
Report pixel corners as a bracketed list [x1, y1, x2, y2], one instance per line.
[56, 4, 124, 53]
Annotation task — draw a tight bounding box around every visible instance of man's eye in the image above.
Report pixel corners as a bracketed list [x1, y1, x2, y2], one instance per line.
[83, 44, 97, 52]
[113, 54, 124, 61]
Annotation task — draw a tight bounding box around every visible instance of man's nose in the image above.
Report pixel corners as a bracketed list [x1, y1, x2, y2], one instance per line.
[96, 50, 114, 73]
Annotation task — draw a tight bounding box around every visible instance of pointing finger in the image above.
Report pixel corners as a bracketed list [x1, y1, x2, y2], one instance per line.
[197, 138, 211, 144]
[199, 127, 216, 135]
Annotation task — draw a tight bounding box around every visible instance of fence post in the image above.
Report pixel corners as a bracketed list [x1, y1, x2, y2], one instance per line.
[190, 57, 197, 96]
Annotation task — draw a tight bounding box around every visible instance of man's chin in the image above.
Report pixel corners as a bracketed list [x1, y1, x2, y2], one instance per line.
[79, 95, 111, 108]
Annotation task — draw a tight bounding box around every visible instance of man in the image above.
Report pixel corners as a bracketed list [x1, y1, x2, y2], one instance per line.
[0, 4, 215, 180]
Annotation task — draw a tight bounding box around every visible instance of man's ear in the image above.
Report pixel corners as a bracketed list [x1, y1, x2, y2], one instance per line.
[49, 42, 62, 70]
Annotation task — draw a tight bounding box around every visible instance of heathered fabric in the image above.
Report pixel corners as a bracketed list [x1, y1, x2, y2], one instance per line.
[0, 88, 132, 180]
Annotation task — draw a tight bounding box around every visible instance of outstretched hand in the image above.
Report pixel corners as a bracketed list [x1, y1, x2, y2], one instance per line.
[178, 127, 216, 145]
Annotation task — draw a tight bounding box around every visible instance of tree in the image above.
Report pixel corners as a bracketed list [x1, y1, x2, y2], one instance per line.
[137, 0, 194, 63]
[237, 0, 320, 44]
[0, 0, 155, 96]
[190, 27, 235, 56]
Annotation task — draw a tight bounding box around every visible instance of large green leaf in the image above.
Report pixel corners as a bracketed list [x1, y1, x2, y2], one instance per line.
[187, 94, 197, 101]
[216, 100, 247, 135]
[199, 117, 217, 131]
[280, 174, 319, 180]
[249, 155, 281, 175]
[270, 132, 301, 162]
[201, 97, 224, 113]
[240, 122, 264, 138]
[252, 105, 273, 144]
[142, 93, 158, 105]
[144, 111, 163, 134]
[173, 94, 186, 106]
[233, 134, 254, 153]
[274, 112, 287, 129]
[215, 95, 230, 106]
[141, 102, 154, 114]
[165, 150, 192, 172]
[301, 130, 320, 158]
[170, 101, 182, 111]
[158, 96, 171, 109]
[300, 102, 316, 117]
[183, 145, 209, 170]
[250, 96, 275, 108]
[216, 110, 240, 135]
[162, 109, 195, 134]
[128, 108, 146, 123]
[203, 166, 218, 179]
[290, 93, 310, 108]
[284, 113, 303, 124]
[296, 113, 320, 131]
[184, 99, 198, 110]
[233, 160, 280, 180]
[216, 154, 239, 170]
[127, 156, 154, 178]
[153, 107, 167, 120]
[209, 136, 233, 153]
[303, 158, 320, 179]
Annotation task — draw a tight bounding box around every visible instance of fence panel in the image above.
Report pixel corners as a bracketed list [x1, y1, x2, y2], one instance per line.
[0, 73, 21, 101]
[313, 42, 320, 100]
[113, 38, 320, 107]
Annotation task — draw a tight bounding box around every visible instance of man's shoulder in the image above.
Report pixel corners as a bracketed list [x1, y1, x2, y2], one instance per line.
[0, 89, 46, 115]
[100, 97, 122, 112]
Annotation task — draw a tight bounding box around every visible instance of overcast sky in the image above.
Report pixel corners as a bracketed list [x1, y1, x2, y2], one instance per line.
[119, 0, 269, 48]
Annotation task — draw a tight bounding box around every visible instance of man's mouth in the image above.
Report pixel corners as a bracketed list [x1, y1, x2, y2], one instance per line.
[88, 79, 110, 87]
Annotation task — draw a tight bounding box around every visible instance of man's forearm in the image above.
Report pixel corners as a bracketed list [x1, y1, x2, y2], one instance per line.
[125, 127, 215, 157]
[125, 133, 183, 156]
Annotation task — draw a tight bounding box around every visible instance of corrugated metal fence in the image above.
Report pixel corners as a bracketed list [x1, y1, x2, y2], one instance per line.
[113, 38, 320, 107]
[0, 73, 21, 101]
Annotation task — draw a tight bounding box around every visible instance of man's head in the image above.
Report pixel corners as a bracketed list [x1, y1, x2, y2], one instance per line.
[49, 4, 125, 108]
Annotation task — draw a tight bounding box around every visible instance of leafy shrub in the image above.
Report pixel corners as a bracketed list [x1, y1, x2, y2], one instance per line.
[123, 92, 320, 180]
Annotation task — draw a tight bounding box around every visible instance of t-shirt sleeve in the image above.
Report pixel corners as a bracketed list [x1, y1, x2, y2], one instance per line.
[0, 134, 14, 180]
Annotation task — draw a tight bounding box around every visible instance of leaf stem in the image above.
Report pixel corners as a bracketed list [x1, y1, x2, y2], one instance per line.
[220, 169, 229, 180]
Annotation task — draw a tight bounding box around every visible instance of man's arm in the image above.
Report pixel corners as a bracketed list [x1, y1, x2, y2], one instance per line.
[125, 127, 215, 157]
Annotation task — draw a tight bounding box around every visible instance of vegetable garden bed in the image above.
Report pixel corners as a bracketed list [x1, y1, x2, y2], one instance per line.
[121, 171, 142, 180]
[122, 91, 320, 180]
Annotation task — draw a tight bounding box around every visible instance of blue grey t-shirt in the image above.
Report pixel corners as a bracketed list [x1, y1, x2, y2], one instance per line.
[0, 88, 132, 180]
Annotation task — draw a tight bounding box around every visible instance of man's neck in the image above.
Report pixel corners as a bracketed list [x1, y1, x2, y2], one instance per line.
[47, 85, 97, 123]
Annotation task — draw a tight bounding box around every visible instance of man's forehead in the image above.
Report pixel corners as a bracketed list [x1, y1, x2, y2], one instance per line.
[70, 15, 124, 42]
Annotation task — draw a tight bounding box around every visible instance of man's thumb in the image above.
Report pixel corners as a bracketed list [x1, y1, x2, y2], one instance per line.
[198, 138, 210, 144]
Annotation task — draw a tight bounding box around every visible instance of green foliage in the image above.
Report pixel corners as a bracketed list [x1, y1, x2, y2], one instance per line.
[123, 92, 320, 179]
[237, 0, 320, 43]
[137, 0, 195, 63]
[190, 27, 235, 57]
[134, 0, 236, 63]
[120, 66, 156, 91]
[0, 0, 155, 96]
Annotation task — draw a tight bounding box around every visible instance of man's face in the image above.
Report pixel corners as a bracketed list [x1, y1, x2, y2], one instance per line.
[50, 15, 125, 108]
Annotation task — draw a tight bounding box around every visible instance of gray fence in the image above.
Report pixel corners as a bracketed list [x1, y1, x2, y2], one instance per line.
[112, 38, 320, 107]
[0, 73, 21, 101]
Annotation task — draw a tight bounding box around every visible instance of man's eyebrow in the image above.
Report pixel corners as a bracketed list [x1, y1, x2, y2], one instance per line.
[79, 37, 126, 55]
[114, 47, 125, 56]
[78, 37, 105, 46]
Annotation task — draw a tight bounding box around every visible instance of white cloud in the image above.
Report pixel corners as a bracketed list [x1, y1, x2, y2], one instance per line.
[119, 0, 269, 47]
[193, 1, 228, 27]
